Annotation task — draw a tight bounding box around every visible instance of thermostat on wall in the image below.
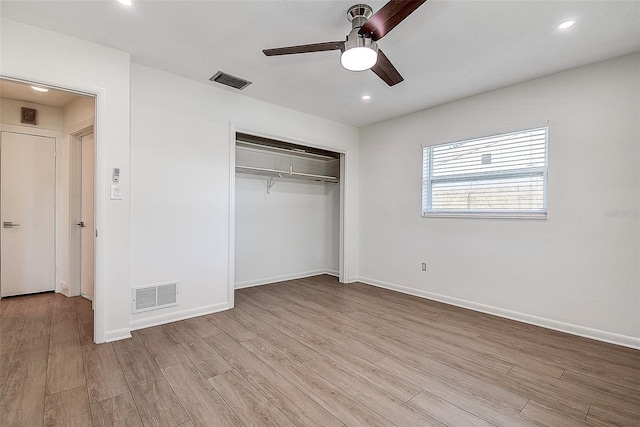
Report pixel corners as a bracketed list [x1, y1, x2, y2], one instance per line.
[112, 167, 120, 182]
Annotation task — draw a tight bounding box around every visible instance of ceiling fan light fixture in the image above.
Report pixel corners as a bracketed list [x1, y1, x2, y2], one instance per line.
[341, 47, 378, 71]
[341, 35, 378, 72]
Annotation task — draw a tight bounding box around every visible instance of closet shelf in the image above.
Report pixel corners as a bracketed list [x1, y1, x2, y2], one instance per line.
[236, 165, 339, 184]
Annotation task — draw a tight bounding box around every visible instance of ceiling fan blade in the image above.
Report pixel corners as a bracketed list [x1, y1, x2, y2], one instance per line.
[371, 50, 404, 86]
[263, 41, 345, 56]
[359, 0, 427, 41]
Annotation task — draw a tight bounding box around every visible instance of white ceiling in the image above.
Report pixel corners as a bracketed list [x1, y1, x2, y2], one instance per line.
[1, 1, 638, 127]
[0, 79, 85, 107]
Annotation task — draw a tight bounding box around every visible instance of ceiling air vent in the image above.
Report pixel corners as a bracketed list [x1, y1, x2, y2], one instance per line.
[209, 71, 252, 90]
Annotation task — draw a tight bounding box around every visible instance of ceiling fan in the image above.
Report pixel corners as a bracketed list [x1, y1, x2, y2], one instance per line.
[263, 0, 427, 86]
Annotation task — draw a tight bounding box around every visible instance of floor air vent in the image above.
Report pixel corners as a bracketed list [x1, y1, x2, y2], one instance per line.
[132, 282, 179, 313]
[209, 71, 252, 90]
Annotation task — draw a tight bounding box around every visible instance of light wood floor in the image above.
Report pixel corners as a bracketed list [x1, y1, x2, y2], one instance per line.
[1, 275, 639, 426]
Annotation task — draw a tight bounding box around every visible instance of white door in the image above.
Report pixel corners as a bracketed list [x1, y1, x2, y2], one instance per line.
[0, 132, 56, 297]
[80, 133, 94, 300]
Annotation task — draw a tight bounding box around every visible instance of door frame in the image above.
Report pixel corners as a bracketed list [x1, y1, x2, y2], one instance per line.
[0, 75, 105, 344]
[69, 126, 95, 301]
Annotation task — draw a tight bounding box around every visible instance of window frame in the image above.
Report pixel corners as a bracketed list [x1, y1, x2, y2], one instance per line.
[422, 126, 549, 220]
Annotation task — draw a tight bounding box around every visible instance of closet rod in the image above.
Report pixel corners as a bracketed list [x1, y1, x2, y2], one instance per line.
[236, 165, 339, 183]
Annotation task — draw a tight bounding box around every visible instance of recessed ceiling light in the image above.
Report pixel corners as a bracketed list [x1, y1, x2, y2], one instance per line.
[31, 85, 49, 93]
[558, 20, 575, 30]
[117, 0, 132, 6]
[361, 95, 371, 101]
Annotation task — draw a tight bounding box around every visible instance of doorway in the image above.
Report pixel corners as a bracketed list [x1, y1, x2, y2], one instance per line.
[0, 78, 97, 337]
[70, 128, 95, 303]
[229, 129, 348, 305]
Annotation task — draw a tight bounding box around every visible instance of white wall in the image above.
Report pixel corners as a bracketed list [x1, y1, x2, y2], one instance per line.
[235, 177, 333, 287]
[0, 98, 62, 130]
[1, 18, 131, 342]
[358, 53, 640, 347]
[129, 64, 359, 330]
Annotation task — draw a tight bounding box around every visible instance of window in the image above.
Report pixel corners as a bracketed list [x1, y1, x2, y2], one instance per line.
[422, 127, 548, 218]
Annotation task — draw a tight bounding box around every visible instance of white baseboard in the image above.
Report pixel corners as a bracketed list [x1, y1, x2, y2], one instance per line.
[325, 269, 339, 277]
[235, 269, 330, 289]
[355, 276, 640, 350]
[129, 302, 230, 332]
[104, 328, 132, 343]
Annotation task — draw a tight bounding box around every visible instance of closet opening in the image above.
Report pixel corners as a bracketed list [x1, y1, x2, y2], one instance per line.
[231, 131, 345, 299]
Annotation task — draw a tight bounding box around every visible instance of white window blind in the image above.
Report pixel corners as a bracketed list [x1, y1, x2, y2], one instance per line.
[422, 127, 548, 217]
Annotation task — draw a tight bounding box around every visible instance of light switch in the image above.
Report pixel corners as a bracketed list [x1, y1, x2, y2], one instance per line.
[110, 184, 122, 200]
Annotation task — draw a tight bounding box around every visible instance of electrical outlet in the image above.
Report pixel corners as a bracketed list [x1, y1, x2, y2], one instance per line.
[421, 263, 427, 271]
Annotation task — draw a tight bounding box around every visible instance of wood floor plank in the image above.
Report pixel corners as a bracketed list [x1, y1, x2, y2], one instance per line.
[90, 391, 143, 427]
[204, 332, 343, 427]
[515, 325, 640, 368]
[44, 385, 92, 427]
[113, 334, 190, 426]
[586, 404, 640, 426]
[0, 350, 15, 398]
[128, 378, 190, 427]
[284, 369, 402, 427]
[240, 336, 300, 367]
[209, 369, 296, 427]
[20, 299, 52, 339]
[161, 361, 243, 427]
[315, 343, 421, 402]
[0, 337, 49, 426]
[137, 326, 188, 368]
[0, 328, 22, 354]
[231, 302, 413, 398]
[366, 323, 515, 376]
[267, 284, 382, 333]
[82, 343, 129, 403]
[0, 298, 27, 333]
[184, 316, 222, 338]
[74, 297, 93, 316]
[51, 294, 76, 324]
[478, 332, 640, 391]
[77, 319, 94, 346]
[244, 337, 395, 427]
[560, 368, 640, 407]
[113, 334, 164, 385]
[205, 311, 257, 342]
[376, 355, 529, 413]
[162, 320, 203, 344]
[175, 336, 234, 378]
[264, 302, 387, 364]
[520, 400, 592, 427]
[226, 306, 319, 364]
[507, 364, 640, 421]
[408, 390, 496, 427]
[46, 330, 85, 395]
[305, 355, 444, 426]
[406, 369, 542, 427]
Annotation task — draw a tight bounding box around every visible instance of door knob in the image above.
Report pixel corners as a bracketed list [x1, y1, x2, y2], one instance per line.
[3, 221, 20, 228]
[77, 221, 86, 227]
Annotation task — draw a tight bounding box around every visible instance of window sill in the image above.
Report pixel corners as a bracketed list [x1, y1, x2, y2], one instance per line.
[422, 211, 547, 220]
